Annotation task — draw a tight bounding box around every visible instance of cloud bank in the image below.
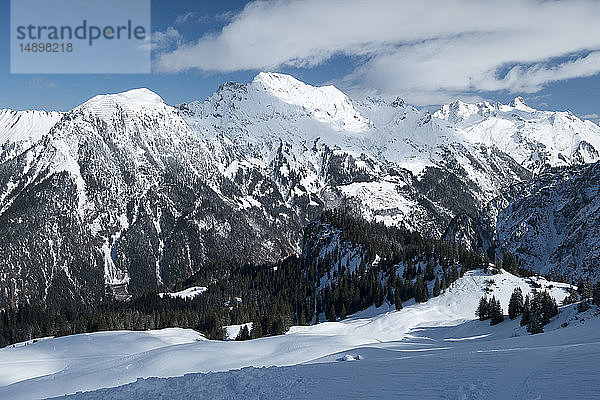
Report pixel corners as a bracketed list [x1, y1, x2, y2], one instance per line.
[154, 0, 600, 104]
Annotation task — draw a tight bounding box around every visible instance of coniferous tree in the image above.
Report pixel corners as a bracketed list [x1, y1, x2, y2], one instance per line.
[563, 288, 578, 305]
[375, 284, 384, 308]
[527, 296, 544, 334]
[476, 296, 489, 321]
[421, 281, 429, 303]
[327, 304, 337, 322]
[414, 278, 424, 303]
[520, 295, 531, 327]
[395, 291, 403, 311]
[204, 312, 226, 340]
[251, 318, 263, 339]
[540, 291, 558, 322]
[433, 277, 441, 297]
[508, 287, 524, 319]
[578, 278, 593, 300]
[425, 263, 435, 282]
[593, 282, 600, 307]
[489, 297, 504, 326]
[340, 304, 347, 320]
[235, 324, 251, 341]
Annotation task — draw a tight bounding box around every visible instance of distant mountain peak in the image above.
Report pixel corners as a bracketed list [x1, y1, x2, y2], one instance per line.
[195, 72, 373, 133]
[509, 96, 535, 112]
[77, 88, 165, 113]
[251, 71, 306, 91]
[249, 71, 350, 106]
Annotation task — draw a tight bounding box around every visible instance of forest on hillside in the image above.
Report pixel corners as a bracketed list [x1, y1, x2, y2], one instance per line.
[1, 210, 544, 347]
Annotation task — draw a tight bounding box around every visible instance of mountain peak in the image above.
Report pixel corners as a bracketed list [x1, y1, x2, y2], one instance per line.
[78, 88, 164, 112]
[249, 72, 345, 101]
[434, 99, 484, 123]
[509, 96, 535, 112]
[116, 88, 164, 105]
[244, 72, 371, 132]
[251, 72, 304, 90]
[75, 88, 168, 120]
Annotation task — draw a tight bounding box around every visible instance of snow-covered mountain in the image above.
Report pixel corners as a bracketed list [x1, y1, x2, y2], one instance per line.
[434, 97, 600, 171]
[1, 72, 599, 307]
[179, 72, 531, 233]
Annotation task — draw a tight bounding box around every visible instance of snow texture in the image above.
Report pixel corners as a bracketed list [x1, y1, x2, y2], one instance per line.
[0, 269, 587, 400]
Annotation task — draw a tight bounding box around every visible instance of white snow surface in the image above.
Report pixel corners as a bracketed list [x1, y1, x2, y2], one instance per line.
[0, 269, 589, 400]
[225, 323, 254, 341]
[434, 98, 600, 170]
[0, 109, 61, 147]
[158, 286, 207, 300]
[175, 72, 600, 234]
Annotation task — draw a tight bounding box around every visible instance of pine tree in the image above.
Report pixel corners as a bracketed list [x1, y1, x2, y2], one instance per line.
[340, 304, 347, 320]
[433, 277, 441, 297]
[251, 318, 263, 339]
[593, 282, 600, 307]
[578, 278, 593, 301]
[540, 291, 558, 322]
[205, 312, 226, 340]
[476, 296, 489, 321]
[375, 284, 384, 308]
[327, 304, 337, 322]
[422, 282, 429, 303]
[394, 291, 403, 311]
[508, 287, 524, 319]
[527, 297, 544, 334]
[414, 278, 424, 303]
[563, 288, 578, 305]
[489, 297, 504, 326]
[235, 324, 251, 341]
[520, 295, 531, 327]
[425, 263, 435, 282]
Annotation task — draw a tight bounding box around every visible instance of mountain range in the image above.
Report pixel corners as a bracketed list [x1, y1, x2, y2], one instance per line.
[1, 72, 599, 308]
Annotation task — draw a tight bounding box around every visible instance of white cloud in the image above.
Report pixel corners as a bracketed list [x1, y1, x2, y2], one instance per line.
[175, 12, 195, 25]
[175, 12, 210, 25]
[141, 27, 182, 52]
[579, 113, 600, 124]
[154, 0, 600, 105]
[580, 113, 599, 119]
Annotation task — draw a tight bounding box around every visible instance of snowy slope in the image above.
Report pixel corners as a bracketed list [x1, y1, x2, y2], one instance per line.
[56, 314, 600, 400]
[435, 97, 600, 171]
[0, 269, 575, 399]
[179, 72, 531, 235]
[0, 328, 203, 388]
[0, 109, 61, 147]
[158, 286, 207, 299]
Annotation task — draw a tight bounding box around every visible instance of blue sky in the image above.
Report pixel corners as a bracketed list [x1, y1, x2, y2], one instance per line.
[1, 0, 599, 121]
